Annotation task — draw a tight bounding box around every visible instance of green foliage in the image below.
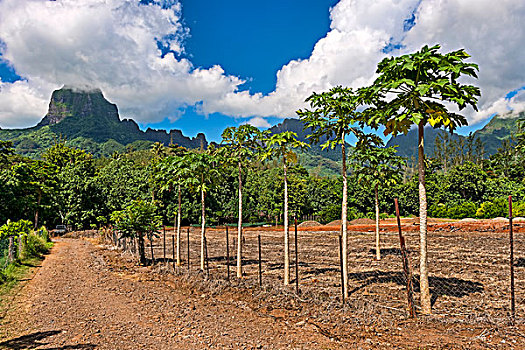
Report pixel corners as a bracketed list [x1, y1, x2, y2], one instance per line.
[476, 198, 508, 219]
[110, 200, 161, 239]
[0, 219, 32, 238]
[24, 233, 51, 257]
[430, 202, 477, 219]
[363, 44, 480, 135]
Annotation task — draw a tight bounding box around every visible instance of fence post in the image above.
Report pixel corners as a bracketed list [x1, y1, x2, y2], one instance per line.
[187, 227, 190, 272]
[294, 217, 299, 295]
[163, 225, 166, 264]
[395, 198, 416, 318]
[172, 233, 176, 272]
[509, 195, 515, 324]
[258, 234, 262, 287]
[8, 236, 15, 263]
[226, 226, 230, 281]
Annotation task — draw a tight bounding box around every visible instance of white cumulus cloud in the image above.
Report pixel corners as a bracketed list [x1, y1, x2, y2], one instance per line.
[0, 0, 523, 129]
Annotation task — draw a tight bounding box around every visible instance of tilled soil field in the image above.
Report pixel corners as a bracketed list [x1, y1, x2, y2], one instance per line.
[144, 219, 525, 325]
[1, 219, 525, 349]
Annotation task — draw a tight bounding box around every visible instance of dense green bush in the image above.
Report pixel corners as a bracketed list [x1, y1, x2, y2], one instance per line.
[24, 233, 51, 258]
[430, 202, 477, 219]
[476, 198, 508, 218]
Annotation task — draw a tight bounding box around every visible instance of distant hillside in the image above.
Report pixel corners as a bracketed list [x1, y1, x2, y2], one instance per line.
[386, 112, 524, 158]
[0, 87, 207, 157]
[268, 118, 342, 162]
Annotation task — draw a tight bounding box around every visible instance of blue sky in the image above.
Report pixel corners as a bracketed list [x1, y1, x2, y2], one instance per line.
[0, 0, 523, 143]
[141, 0, 338, 142]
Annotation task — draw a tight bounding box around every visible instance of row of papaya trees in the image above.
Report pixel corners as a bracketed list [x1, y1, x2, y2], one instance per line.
[109, 44, 502, 315]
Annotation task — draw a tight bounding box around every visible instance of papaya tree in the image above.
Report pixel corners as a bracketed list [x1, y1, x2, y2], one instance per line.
[220, 125, 263, 278]
[261, 131, 309, 285]
[155, 151, 189, 266]
[297, 86, 366, 299]
[361, 44, 480, 313]
[185, 151, 219, 271]
[349, 135, 404, 260]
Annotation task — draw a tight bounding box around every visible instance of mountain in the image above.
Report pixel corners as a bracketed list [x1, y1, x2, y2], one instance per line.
[0, 87, 207, 157]
[386, 111, 524, 158]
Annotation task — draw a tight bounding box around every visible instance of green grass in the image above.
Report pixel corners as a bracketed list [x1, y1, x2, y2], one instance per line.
[0, 240, 53, 310]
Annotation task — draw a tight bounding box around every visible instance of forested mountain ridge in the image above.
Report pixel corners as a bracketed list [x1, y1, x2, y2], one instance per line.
[386, 111, 524, 159]
[0, 86, 521, 164]
[0, 87, 207, 157]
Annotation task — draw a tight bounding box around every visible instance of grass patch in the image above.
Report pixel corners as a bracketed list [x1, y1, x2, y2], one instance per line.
[0, 240, 53, 311]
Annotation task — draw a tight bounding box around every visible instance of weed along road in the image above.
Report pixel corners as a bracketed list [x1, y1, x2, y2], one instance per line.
[0, 238, 342, 349]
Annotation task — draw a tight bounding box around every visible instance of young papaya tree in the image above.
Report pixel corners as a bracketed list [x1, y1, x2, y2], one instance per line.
[185, 151, 219, 271]
[220, 125, 263, 278]
[349, 135, 404, 260]
[155, 150, 189, 266]
[261, 131, 309, 285]
[361, 44, 480, 314]
[297, 86, 366, 299]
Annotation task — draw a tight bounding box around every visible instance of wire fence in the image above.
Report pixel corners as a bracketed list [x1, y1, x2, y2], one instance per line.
[104, 218, 524, 325]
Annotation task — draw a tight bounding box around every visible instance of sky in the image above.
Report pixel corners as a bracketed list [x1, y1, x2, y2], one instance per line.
[0, 0, 524, 143]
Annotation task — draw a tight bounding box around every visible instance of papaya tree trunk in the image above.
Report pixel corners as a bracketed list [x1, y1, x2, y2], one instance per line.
[418, 121, 431, 314]
[138, 232, 146, 266]
[283, 158, 290, 285]
[237, 161, 243, 278]
[201, 185, 206, 271]
[176, 183, 181, 266]
[375, 183, 380, 261]
[149, 232, 155, 265]
[341, 133, 349, 299]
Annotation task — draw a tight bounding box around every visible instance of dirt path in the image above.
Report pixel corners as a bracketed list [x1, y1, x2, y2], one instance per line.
[0, 238, 352, 349]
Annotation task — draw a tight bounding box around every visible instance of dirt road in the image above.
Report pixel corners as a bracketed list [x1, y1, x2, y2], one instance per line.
[0, 238, 355, 349]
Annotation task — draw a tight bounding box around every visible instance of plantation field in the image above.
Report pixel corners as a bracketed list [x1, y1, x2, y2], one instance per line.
[150, 218, 525, 325]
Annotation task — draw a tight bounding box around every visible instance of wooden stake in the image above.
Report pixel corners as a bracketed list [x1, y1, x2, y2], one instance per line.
[226, 226, 230, 281]
[258, 234, 262, 287]
[172, 233, 176, 272]
[187, 227, 190, 272]
[204, 234, 210, 279]
[294, 217, 299, 295]
[509, 195, 515, 324]
[163, 225, 166, 264]
[395, 198, 416, 318]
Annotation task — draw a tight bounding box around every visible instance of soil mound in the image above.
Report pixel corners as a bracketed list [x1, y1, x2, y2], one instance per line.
[298, 220, 322, 227]
[514, 217, 525, 222]
[492, 217, 509, 222]
[350, 218, 375, 225]
[325, 219, 342, 226]
[460, 218, 478, 222]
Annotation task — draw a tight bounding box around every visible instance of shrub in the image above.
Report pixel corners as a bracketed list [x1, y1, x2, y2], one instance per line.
[24, 233, 50, 258]
[430, 203, 448, 218]
[476, 198, 508, 219]
[447, 202, 477, 219]
[514, 202, 525, 217]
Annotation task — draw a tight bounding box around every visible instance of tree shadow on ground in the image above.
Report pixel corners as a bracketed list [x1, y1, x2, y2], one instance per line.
[367, 248, 414, 257]
[514, 257, 525, 267]
[0, 330, 96, 349]
[348, 270, 483, 306]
